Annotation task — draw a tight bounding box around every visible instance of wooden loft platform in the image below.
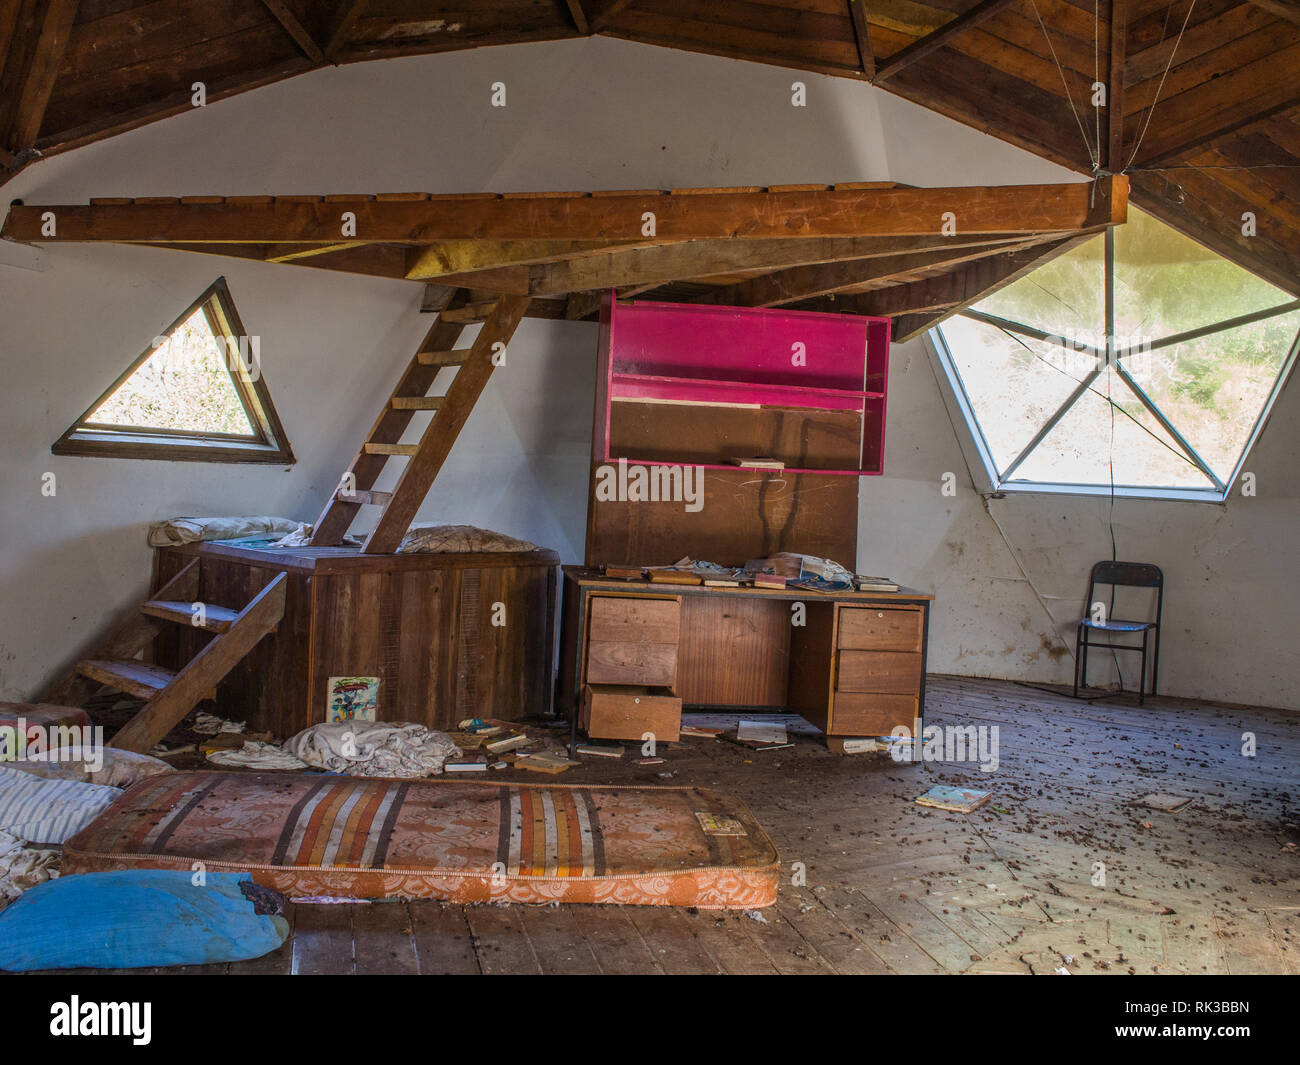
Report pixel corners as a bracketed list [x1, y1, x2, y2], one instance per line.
[1, 177, 1128, 341]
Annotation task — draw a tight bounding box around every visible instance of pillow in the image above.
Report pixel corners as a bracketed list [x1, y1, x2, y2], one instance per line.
[398, 524, 540, 553]
[0, 767, 121, 845]
[0, 871, 289, 971]
[147, 516, 302, 547]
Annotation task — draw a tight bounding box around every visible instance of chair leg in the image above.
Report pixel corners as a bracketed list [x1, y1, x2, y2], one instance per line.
[1139, 631, 1148, 706]
[1076, 629, 1086, 696]
[1150, 626, 1160, 697]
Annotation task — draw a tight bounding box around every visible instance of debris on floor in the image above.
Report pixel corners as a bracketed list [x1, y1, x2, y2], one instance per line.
[206, 741, 309, 771]
[284, 721, 460, 777]
[192, 712, 246, 736]
[1139, 792, 1194, 813]
[577, 743, 624, 758]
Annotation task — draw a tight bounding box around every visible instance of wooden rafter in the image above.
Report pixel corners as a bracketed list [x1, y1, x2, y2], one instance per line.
[565, 0, 592, 35]
[1107, 0, 1126, 171]
[846, 0, 875, 79]
[1246, 0, 1300, 27]
[2, 179, 1127, 246]
[406, 239, 641, 280]
[694, 235, 1076, 308]
[873, 0, 1020, 83]
[326, 0, 368, 61]
[261, 0, 326, 64]
[3, 0, 78, 151]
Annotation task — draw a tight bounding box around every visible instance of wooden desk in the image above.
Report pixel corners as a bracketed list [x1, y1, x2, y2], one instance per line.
[558, 567, 933, 748]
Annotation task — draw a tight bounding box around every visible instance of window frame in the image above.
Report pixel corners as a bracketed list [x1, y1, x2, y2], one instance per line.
[927, 225, 1300, 504]
[52, 278, 294, 465]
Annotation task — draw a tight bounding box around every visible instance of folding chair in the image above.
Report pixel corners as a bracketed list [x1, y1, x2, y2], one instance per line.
[1073, 561, 1163, 705]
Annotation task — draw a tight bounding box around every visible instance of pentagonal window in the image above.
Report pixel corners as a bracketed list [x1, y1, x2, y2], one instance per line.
[932, 209, 1298, 500]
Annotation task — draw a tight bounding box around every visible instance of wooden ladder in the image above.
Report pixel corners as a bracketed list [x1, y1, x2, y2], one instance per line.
[310, 289, 532, 553]
[40, 559, 287, 753]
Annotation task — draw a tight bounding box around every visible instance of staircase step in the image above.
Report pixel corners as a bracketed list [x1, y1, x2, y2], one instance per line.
[140, 599, 239, 633]
[76, 658, 177, 699]
[439, 301, 499, 324]
[416, 348, 472, 366]
[391, 395, 444, 410]
[364, 443, 420, 456]
[336, 488, 392, 505]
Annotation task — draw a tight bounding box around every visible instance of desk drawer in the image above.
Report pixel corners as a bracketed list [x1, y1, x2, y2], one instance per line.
[588, 596, 680, 644]
[587, 641, 678, 688]
[837, 607, 922, 652]
[830, 693, 918, 737]
[836, 650, 922, 694]
[583, 685, 681, 741]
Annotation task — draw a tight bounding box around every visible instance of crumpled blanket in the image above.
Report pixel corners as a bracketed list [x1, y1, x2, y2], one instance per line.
[0, 831, 58, 909]
[147, 516, 303, 547]
[398, 524, 540, 554]
[284, 722, 460, 778]
[206, 742, 308, 771]
[267, 523, 362, 549]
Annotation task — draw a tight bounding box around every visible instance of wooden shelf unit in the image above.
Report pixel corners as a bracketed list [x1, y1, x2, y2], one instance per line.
[596, 295, 892, 476]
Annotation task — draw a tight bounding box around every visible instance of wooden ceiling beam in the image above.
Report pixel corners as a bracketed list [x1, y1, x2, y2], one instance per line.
[789, 236, 1083, 323]
[326, 0, 368, 62]
[406, 239, 639, 280]
[1107, 0, 1126, 171]
[1246, 0, 1300, 27]
[260, 0, 326, 64]
[5, 0, 78, 150]
[1136, 89, 1300, 166]
[874, 0, 1021, 83]
[590, 0, 638, 31]
[846, 0, 875, 79]
[3, 178, 1128, 245]
[691, 235, 1071, 307]
[565, 0, 592, 35]
[526, 234, 1025, 296]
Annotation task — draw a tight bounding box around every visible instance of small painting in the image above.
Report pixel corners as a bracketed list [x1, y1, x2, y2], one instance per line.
[326, 676, 379, 723]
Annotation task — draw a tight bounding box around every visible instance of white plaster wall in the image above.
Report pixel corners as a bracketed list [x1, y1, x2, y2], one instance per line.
[0, 37, 1294, 708]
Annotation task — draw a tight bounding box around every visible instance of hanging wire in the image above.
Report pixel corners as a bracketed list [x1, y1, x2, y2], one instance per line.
[1124, 0, 1199, 171]
[1028, 0, 1099, 168]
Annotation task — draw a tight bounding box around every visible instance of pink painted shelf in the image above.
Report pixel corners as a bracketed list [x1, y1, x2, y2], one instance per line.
[595, 294, 891, 476]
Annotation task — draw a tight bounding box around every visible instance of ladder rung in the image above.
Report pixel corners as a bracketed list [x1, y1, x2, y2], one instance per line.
[76, 658, 176, 699]
[336, 488, 392, 505]
[416, 348, 472, 366]
[391, 395, 444, 410]
[140, 599, 239, 633]
[439, 301, 499, 324]
[363, 443, 420, 456]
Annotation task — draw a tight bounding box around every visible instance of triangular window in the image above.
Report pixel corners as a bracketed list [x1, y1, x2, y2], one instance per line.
[53, 279, 293, 464]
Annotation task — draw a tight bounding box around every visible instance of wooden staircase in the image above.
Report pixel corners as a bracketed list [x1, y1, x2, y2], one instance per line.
[309, 288, 532, 553]
[39, 559, 287, 753]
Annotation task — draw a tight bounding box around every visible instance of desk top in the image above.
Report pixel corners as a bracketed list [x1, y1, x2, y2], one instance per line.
[562, 565, 933, 601]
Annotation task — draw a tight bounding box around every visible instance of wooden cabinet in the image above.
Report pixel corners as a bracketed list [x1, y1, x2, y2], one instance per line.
[153, 541, 559, 735]
[560, 569, 932, 747]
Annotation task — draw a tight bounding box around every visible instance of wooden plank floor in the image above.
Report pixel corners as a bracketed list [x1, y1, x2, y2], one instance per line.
[70, 676, 1300, 975]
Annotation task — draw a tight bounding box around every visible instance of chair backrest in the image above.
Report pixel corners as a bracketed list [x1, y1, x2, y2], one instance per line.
[1091, 561, 1162, 589]
[1086, 561, 1164, 625]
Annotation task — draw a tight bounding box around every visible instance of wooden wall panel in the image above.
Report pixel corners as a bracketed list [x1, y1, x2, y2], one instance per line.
[586, 463, 858, 570]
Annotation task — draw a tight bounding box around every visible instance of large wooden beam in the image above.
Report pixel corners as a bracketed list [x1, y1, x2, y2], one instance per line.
[1246, 0, 1300, 27]
[326, 0, 368, 61]
[406, 239, 637, 279]
[874, 0, 1020, 83]
[4, 0, 78, 150]
[2, 178, 1128, 245]
[1107, 0, 1126, 170]
[694, 235, 1068, 307]
[791, 236, 1083, 325]
[846, 0, 875, 79]
[564, 0, 591, 34]
[261, 0, 326, 64]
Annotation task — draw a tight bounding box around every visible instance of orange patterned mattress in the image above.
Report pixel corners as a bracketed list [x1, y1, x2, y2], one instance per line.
[63, 771, 780, 908]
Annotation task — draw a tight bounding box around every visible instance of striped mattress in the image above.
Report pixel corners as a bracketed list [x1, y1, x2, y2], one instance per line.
[63, 771, 780, 908]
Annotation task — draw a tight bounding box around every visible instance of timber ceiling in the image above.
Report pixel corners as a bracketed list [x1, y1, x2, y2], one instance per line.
[1, 0, 1296, 320]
